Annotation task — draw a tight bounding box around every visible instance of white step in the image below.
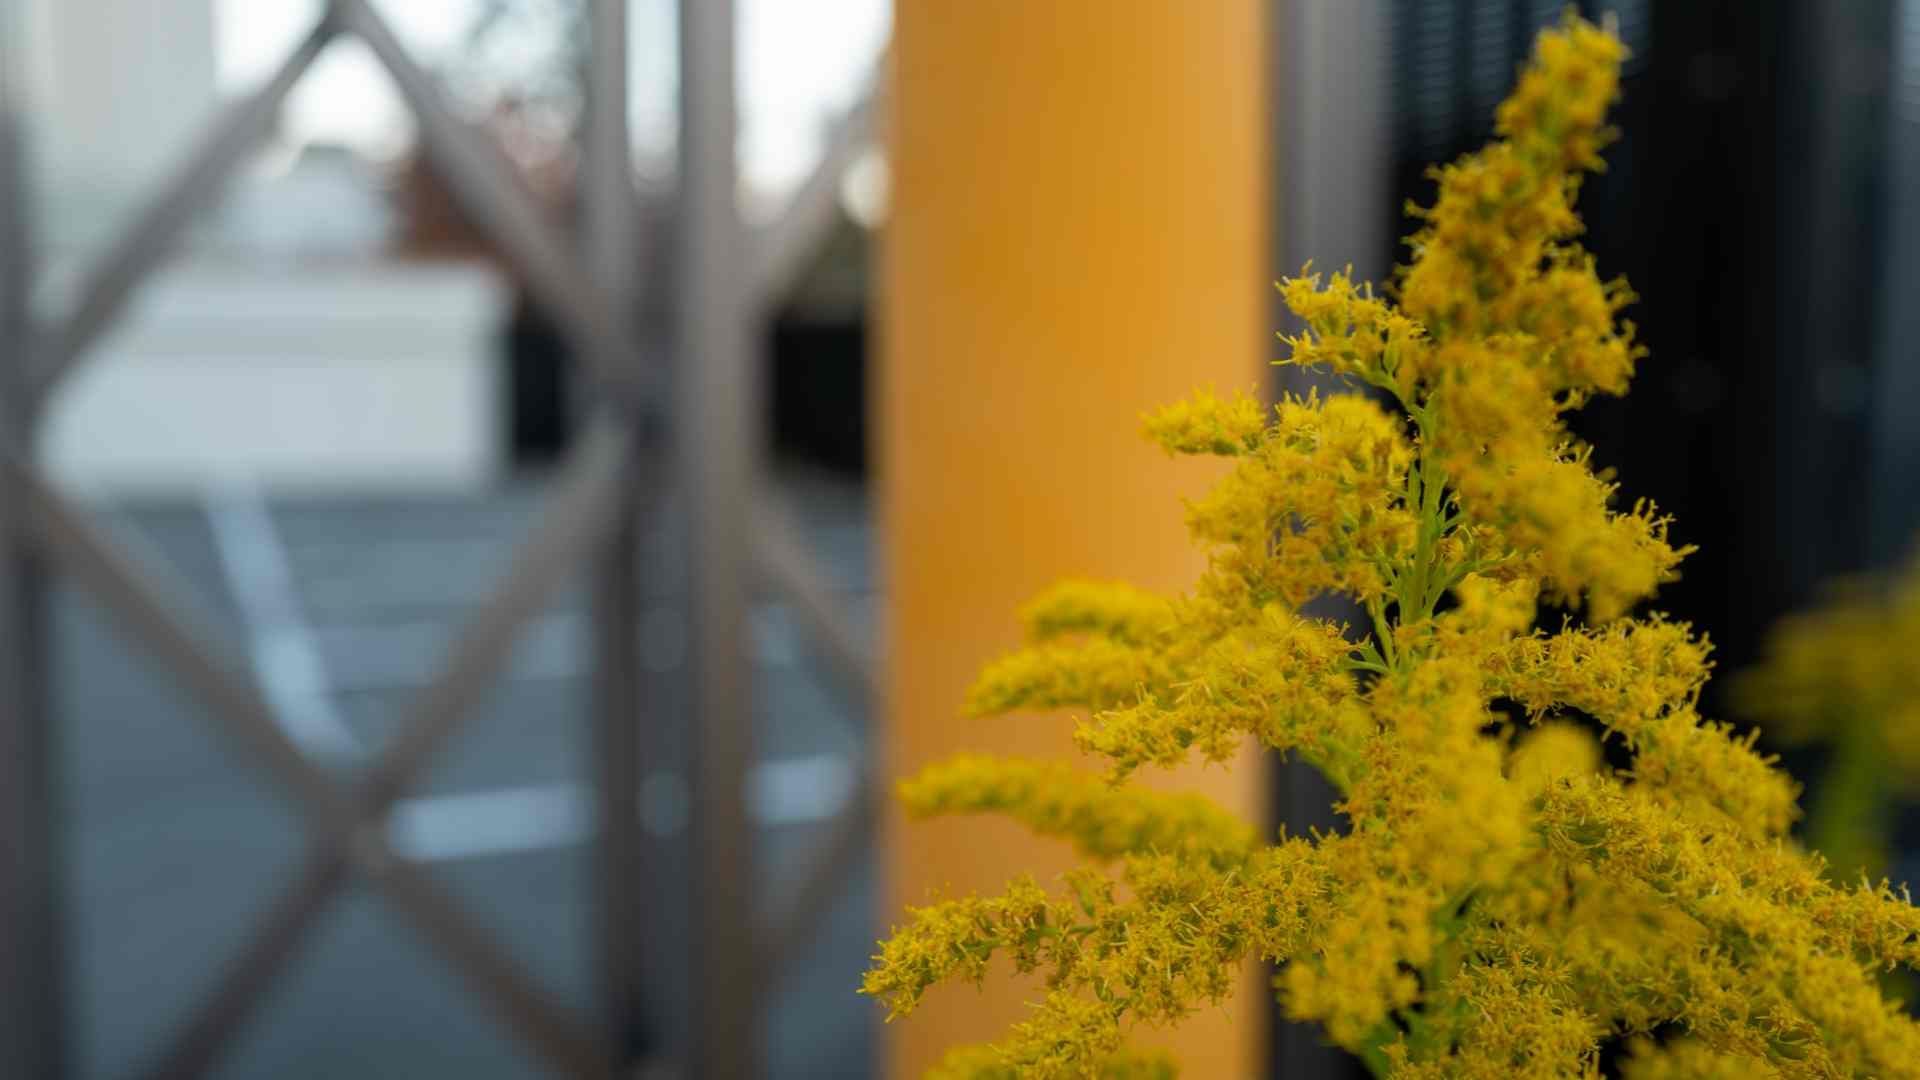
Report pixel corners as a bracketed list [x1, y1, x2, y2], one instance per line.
[38, 259, 510, 495]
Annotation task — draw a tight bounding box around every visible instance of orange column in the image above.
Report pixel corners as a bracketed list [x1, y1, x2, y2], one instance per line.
[877, 3, 1271, 1077]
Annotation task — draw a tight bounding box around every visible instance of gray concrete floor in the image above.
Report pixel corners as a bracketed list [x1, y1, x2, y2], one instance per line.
[49, 469, 876, 1079]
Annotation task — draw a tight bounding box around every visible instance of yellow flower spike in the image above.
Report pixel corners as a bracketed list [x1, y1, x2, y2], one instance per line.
[926, 1043, 1178, 1080]
[1628, 710, 1801, 839]
[1402, 950, 1606, 1079]
[1619, 1039, 1784, 1080]
[1016, 579, 1178, 647]
[1140, 388, 1269, 458]
[1537, 777, 1920, 1077]
[1183, 390, 1418, 609]
[1507, 721, 1602, 796]
[898, 754, 1260, 870]
[863, 876, 1072, 1021]
[964, 637, 1171, 718]
[867, 14, 1920, 1078]
[1487, 612, 1713, 737]
[1276, 270, 1427, 393]
[1071, 605, 1360, 779]
[873, 842, 1339, 1080]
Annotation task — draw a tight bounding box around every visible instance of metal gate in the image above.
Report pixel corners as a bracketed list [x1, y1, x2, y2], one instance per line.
[0, 2, 879, 1077]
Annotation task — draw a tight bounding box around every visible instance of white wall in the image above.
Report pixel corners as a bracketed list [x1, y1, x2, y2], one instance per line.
[38, 261, 508, 495]
[24, 0, 219, 252]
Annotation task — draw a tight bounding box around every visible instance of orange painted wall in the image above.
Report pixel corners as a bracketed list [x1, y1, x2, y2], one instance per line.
[877, 3, 1271, 1076]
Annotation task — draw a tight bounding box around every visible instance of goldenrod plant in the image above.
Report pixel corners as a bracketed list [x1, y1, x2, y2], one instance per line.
[1736, 552, 1920, 883]
[864, 17, 1920, 1078]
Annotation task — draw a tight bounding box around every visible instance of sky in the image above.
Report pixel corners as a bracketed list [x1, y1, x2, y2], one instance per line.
[212, 0, 889, 198]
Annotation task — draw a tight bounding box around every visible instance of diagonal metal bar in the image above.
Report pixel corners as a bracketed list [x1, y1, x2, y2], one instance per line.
[759, 763, 877, 977]
[3, 453, 353, 831]
[28, 18, 338, 406]
[12, 431, 628, 1075]
[122, 412, 626, 1074]
[329, 0, 621, 375]
[365, 850, 610, 1080]
[60, 419, 628, 1078]
[357, 419, 632, 813]
[750, 499, 879, 975]
[141, 851, 350, 1080]
[751, 500, 879, 706]
[748, 79, 881, 318]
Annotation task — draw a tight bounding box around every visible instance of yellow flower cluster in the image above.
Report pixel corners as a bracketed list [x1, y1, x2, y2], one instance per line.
[927, 1044, 1176, 1080]
[898, 755, 1258, 871]
[1279, 17, 1682, 623]
[865, 842, 1333, 1075]
[1180, 391, 1417, 607]
[1619, 1038, 1781, 1080]
[864, 15, 1920, 1078]
[1735, 551, 1920, 879]
[1138, 388, 1269, 458]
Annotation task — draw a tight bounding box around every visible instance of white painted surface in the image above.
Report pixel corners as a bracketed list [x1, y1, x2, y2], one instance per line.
[38, 260, 509, 495]
[390, 755, 860, 861]
[23, 0, 219, 255]
[204, 478, 360, 761]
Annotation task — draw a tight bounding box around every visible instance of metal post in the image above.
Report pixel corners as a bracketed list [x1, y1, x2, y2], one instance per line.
[749, 85, 879, 316]
[677, 0, 756, 1075]
[584, 0, 650, 1071]
[590, 497, 646, 1068]
[333, 0, 623, 376]
[0, 15, 65, 1076]
[0, 554, 57, 1080]
[1270, 3, 1392, 1076]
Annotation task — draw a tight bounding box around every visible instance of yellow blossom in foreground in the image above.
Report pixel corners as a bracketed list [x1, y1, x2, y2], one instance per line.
[898, 755, 1258, 871]
[927, 1044, 1177, 1080]
[864, 15, 1920, 1078]
[1619, 1038, 1781, 1080]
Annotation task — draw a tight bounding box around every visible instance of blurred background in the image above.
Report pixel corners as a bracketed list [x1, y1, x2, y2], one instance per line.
[0, 1, 1916, 1078]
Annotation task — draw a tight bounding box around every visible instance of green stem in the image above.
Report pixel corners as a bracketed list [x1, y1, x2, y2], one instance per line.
[1357, 1031, 1398, 1079]
[1385, 448, 1451, 675]
[1807, 715, 1890, 883]
[1367, 596, 1399, 671]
